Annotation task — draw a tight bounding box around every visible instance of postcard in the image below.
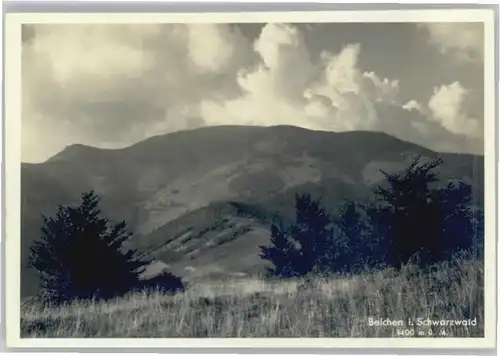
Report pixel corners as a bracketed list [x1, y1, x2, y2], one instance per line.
[3, 7, 497, 350]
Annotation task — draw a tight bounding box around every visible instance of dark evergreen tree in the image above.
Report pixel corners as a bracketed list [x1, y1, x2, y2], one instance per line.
[260, 194, 334, 277]
[369, 155, 477, 267]
[471, 207, 485, 259]
[292, 194, 333, 274]
[332, 201, 371, 271]
[437, 180, 482, 259]
[28, 190, 182, 304]
[259, 221, 300, 277]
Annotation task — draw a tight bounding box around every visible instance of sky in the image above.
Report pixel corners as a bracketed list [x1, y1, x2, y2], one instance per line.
[21, 22, 485, 163]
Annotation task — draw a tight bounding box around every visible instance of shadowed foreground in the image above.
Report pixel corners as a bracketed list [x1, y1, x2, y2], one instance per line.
[21, 255, 483, 338]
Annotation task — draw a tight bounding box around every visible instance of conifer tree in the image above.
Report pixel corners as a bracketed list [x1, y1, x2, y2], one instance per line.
[28, 190, 181, 303]
[333, 201, 370, 271]
[260, 221, 300, 277]
[260, 194, 333, 277]
[369, 155, 477, 267]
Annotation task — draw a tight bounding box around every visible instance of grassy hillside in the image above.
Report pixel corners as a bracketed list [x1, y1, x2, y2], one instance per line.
[136, 202, 275, 280]
[21, 253, 483, 338]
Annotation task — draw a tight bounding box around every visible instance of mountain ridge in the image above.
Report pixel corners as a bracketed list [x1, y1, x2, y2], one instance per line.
[21, 125, 484, 296]
[41, 125, 483, 165]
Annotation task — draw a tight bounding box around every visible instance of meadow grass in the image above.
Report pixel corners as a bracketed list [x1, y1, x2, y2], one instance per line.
[21, 255, 483, 338]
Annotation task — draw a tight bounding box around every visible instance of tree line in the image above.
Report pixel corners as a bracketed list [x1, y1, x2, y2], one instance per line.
[28, 155, 483, 304]
[260, 156, 483, 277]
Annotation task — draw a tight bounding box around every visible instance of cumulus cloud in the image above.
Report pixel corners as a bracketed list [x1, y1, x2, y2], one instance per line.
[202, 24, 316, 128]
[428, 81, 481, 137]
[402, 100, 423, 113]
[187, 24, 250, 73]
[419, 23, 484, 64]
[202, 25, 401, 134]
[22, 23, 483, 162]
[22, 24, 252, 162]
[202, 23, 482, 153]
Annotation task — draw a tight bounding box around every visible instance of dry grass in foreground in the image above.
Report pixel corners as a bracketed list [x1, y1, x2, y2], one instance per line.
[21, 256, 483, 338]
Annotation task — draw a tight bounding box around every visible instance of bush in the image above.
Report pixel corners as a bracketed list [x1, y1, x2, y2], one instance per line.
[139, 270, 185, 293]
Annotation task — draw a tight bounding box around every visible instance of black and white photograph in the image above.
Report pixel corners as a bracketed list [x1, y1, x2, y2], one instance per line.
[3, 8, 497, 349]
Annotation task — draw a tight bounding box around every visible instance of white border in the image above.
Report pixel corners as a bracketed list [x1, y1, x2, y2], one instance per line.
[3, 9, 496, 23]
[4, 9, 497, 349]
